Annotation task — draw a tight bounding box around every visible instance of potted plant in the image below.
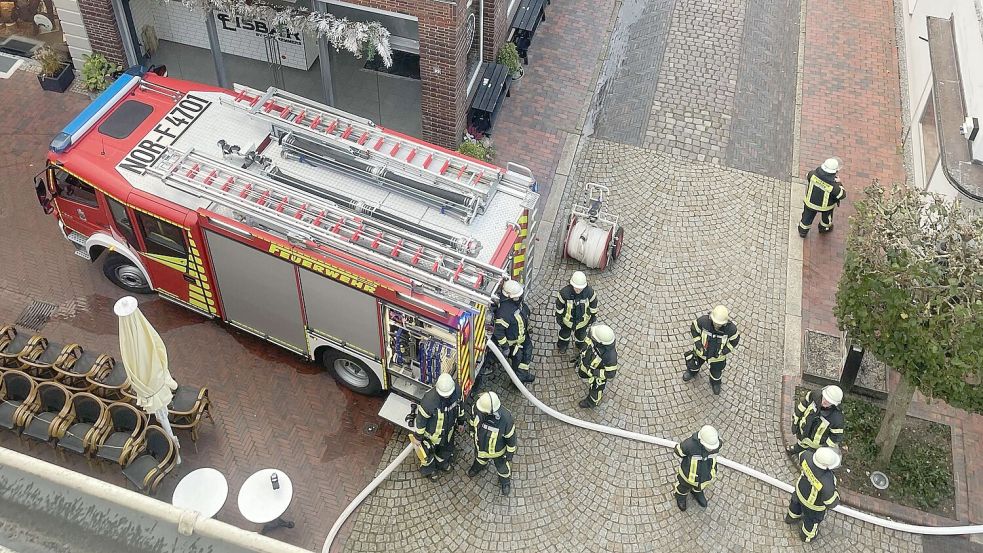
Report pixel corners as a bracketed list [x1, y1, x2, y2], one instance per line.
[81, 53, 121, 93]
[497, 42, 522, 80]
[34, 45, 74, 93]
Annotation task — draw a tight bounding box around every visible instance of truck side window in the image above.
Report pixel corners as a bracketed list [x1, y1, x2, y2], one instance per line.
[106, 197, 139, 247]
[135, 212, 187, 258]
[52, 168, 98, 207]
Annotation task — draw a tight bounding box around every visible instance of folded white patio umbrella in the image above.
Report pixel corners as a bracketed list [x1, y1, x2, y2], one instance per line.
[114, 296, 181, 464]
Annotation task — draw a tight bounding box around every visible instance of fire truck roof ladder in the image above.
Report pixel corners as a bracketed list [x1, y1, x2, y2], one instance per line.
[148, 148, 507, 307]
[222, 85, 502, 223]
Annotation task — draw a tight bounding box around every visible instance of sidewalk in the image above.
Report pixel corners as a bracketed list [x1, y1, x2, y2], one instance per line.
[798, 0, 983, 530]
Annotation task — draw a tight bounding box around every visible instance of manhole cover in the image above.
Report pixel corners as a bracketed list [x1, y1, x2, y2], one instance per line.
[871, 471, 890, 490]
[363, 423, 379, 435]
[15, 300, 59, 331]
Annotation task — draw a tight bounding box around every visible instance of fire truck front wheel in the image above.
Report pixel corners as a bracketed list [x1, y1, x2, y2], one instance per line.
[321, 349, 382, 395]
[103, 253, 152, 294]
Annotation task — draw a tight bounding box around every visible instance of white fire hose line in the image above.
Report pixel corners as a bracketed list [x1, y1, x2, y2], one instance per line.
[484, 340, 983, 537]
[323, 443, 416, 552]
[323, 342, 982, 552]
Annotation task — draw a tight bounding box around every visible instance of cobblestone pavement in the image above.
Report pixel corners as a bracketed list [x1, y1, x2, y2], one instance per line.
[0, 71, 392, 551]
[724, 0, 800, 180]
[590, 0, 799, 179]
[344, 140, 920, 552]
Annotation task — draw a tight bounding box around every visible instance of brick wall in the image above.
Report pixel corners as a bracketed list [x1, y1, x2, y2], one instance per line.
[483, 0, 513, 63]
[345, 0, 469, 148]
[77, 0, 125, 66]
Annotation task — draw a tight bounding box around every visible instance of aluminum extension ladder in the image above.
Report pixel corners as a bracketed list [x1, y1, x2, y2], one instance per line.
[148, 148, 507, 306]
[223, 85, 503, 210]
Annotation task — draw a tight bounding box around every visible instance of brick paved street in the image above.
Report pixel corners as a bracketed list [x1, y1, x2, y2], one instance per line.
[0, 71, 392, 551]
[797, 0, 983, 539]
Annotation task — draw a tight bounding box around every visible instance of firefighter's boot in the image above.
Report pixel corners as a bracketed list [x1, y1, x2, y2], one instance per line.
[710, 380, 722, 395]
[675, 494, 687, 511]
[579, 397, 595, 409]
[784, 513, 797, 525]
[516, 368, 536, 384]
[500, 477, 511, 496]
[693, 491, 708, 508]
[467, 461, 483, 478]
[556, 339, 569, 353]
[682, 369, 698, 382]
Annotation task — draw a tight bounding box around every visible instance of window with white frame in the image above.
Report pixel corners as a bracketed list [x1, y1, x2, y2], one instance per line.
[465, 0, 483, 94]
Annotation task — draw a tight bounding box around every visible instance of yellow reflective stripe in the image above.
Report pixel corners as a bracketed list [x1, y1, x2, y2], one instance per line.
[143, 253, 187, 272]
[495, 318, 509, 327]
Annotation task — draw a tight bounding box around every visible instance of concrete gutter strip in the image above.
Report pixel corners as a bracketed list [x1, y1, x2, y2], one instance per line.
[0, 447, 313, 553]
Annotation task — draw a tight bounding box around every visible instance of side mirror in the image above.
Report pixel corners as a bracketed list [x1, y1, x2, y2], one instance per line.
[34, 176, 54, 215]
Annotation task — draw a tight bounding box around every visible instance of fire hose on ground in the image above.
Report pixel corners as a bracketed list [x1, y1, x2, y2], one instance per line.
[323, 340, 983, 552]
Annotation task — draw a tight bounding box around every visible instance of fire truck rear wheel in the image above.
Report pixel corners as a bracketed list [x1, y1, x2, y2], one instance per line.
[321, 349, 382, 395]
[103, 253, 152, 294]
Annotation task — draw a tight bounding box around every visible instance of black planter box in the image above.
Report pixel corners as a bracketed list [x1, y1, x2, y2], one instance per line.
[38, 63, 75, 93]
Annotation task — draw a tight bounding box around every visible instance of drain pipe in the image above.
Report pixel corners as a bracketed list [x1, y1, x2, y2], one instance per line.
[484, 340, 983, 536]
[321, 341, 983, 553]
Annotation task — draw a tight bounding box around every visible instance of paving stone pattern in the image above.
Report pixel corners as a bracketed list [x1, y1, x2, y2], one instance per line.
[344, 139, 919, 552]
[642, 0, 746, 164]
[724, 0, 801, 180]
[592, 0, 677, 146]
[489, 0, 617, 203]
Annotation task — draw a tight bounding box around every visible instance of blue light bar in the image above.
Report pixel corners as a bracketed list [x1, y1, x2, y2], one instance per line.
[49, 73, 142, 153]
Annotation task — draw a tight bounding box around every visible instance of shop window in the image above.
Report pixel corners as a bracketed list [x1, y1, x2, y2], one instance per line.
[920, 91, 940, 185]
[364, 50, 421, 80]
[106, 197, 139, 248]
[51, 168, 98, 207]
[135, 212, 187, 258]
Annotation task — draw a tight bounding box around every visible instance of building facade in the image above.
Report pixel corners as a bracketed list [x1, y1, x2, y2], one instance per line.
[70, 0, 521, 148]
[901, 0, 983, 205]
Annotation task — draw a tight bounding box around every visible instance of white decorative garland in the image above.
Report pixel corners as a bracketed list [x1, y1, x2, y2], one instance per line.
[173, 0, 393, 67]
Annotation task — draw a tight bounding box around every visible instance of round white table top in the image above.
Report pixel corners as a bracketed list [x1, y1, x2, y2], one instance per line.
[172, 468, 228, 518]
[237, 469, 294, 524]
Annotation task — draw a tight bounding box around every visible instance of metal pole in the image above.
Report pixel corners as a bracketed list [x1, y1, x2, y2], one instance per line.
[314, 0, 335, 105]
[205, 10, 230, 89]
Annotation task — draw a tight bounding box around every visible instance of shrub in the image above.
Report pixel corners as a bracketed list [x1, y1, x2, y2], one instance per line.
[497, 42, 521, 75]
[457, 139, 494, 162]
[33, 46, 65, 78]
[81, 53, 122, 93]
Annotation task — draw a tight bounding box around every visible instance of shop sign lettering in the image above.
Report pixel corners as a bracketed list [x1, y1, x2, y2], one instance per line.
[118, 95, 211, 174]
[215, 13, 302, 45]
[267, 243, 379, 294]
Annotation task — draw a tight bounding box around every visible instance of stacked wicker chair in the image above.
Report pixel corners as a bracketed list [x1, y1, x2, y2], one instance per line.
[0, 323, 215, 494]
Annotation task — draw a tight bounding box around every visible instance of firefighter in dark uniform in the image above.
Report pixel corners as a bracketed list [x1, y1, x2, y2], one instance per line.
[787, 385, 845, 456]
[683, 305, 740, 395]
[673, 425, 722, 511]
[467, 391, 518, 496]
[409, 373, 465, 479]
[799, 157, 847, 237]
[786, 447, 841, 542]
[555, 270, 599, 353]
[493, 279, 535, 383]
[576, 324, 619, 408]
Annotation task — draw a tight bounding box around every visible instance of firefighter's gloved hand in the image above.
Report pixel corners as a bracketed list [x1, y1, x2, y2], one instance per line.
[420, 438, 433, 456]
[405, 412, 416, 428]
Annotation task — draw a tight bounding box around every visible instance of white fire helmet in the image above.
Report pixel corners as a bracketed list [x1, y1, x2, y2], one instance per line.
[476, 391, 501, 415]
[435, 373, 455, 398]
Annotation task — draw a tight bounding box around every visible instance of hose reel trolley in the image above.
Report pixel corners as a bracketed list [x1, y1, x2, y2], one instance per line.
[563, 182, 624, 269]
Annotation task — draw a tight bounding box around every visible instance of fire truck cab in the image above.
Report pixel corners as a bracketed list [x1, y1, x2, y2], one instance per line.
[36, 69, 539, 427]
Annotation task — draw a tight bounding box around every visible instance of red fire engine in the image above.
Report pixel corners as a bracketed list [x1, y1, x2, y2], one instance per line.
[35, 70, 539, 426]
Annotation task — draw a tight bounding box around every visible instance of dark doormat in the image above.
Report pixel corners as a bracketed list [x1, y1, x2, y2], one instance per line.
[14, 300, 59, 331]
